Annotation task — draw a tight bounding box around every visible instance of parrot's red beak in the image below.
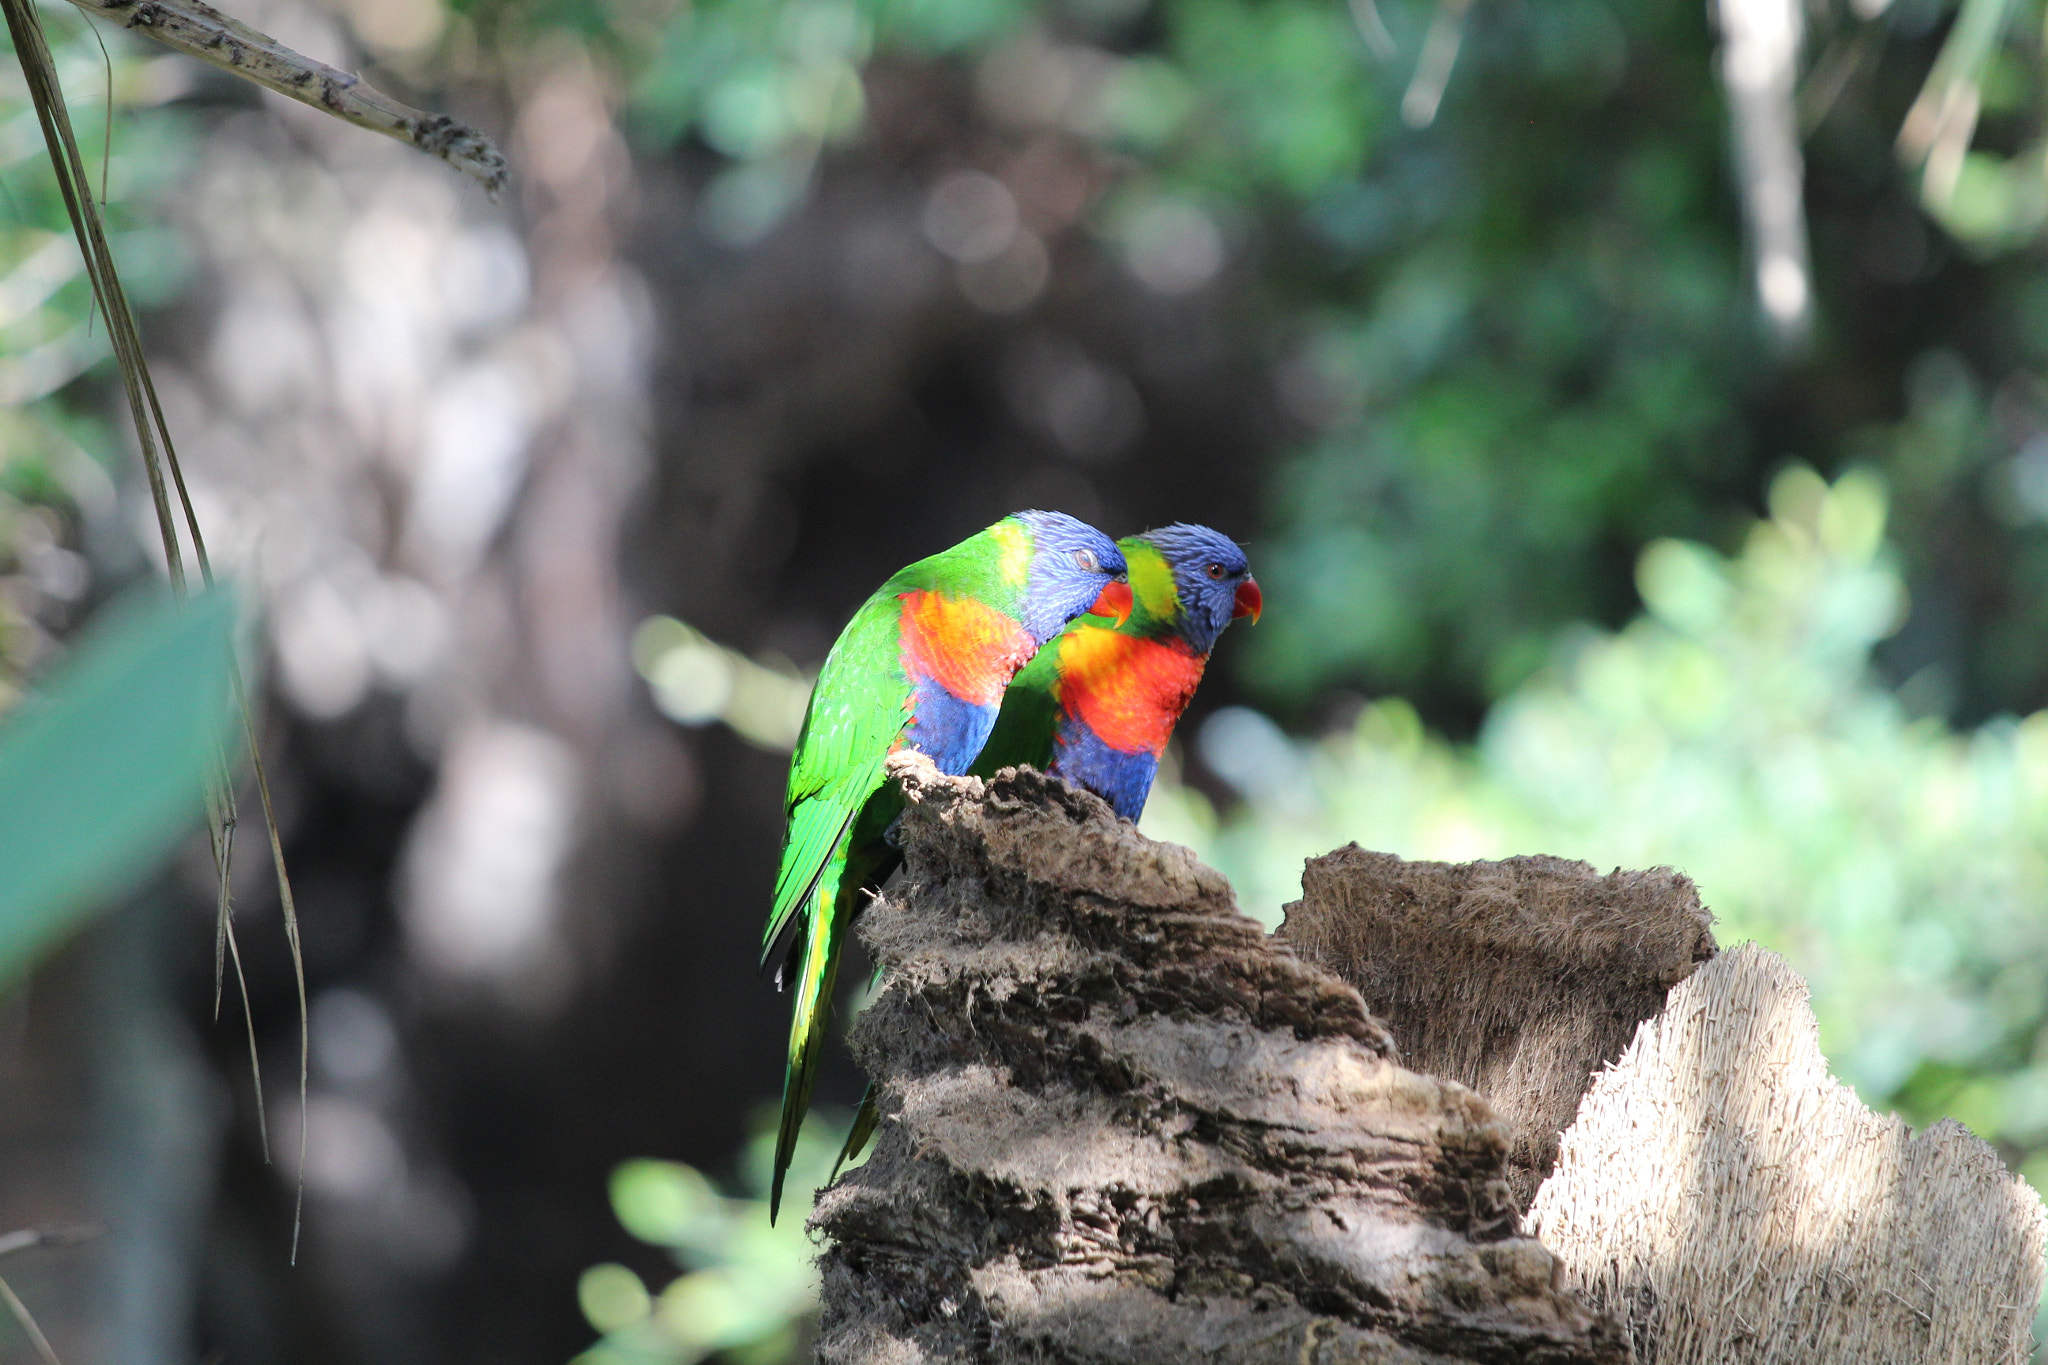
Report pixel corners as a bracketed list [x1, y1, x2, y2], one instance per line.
[1090, 580, 1134, 627]
[1233, 577, 1262, 623]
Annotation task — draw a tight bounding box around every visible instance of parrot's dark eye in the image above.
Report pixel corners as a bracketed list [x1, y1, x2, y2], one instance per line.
[1072, 549, 1101, 572]
[1206, 562, 1227, 580]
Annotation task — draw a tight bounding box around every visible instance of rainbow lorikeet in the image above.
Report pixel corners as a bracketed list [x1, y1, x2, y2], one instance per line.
[971, 522, 1259, 820]
[828, 524, 1257, 1182]
[763, 510, 1131, 1220]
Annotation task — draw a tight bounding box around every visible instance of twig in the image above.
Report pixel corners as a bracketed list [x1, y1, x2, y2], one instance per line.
[222, 903, 270, 1163]
[53, 0, 507, 195]
[0, 1228, 100, 1261]
[231, 666, 308, 1262]
[1796, 28, 1871, 136]
[1895, 0, 2019, 206]
[1347, 0, 1396, 60]
[1400, 0, 1472, 129]
[0, 1227, 99, 1365]
[0, 1273, 59, 1365]
[0, 1231, 96, 1365]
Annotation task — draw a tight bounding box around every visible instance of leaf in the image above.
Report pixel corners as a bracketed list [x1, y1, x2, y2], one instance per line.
[0, 586, 237, 985]
[5, 0, 307, 1254]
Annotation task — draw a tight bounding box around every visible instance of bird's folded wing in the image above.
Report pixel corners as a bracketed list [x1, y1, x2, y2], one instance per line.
[762, 779, 873, 967]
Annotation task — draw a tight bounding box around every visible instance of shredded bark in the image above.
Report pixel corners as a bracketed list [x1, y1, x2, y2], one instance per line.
[813, 756, 1628, 1365]
[1280, 846, 1716, 1206]
[1529, 942, 2048, 1363]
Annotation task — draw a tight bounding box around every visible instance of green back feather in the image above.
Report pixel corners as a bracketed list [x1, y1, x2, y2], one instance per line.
[764, 516, 1038, 1221]
[966, 642, 1067, 779]
[763, 519, 1034, 962]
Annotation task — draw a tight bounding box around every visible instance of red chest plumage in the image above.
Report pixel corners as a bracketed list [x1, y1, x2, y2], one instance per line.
[1055, 630, 1207, 756]
[896, 590, 1037, 706]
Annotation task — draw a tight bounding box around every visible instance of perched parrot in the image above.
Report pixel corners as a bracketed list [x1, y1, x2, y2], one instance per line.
[763, 510, 1131, 1221]
[828, 524, 1257, 1183]
[971, 522, 1259, 820]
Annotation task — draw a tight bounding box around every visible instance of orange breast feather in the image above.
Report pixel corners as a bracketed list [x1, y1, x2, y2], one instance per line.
[1056, 629, 1207, 756]
[897, 591, 1036, 706]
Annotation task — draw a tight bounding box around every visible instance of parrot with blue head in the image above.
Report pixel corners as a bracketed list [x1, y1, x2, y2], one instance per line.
[972, 522, 1259, 820]
[763, 510, 1131, 1220]
[827, 524, 1256, 1183]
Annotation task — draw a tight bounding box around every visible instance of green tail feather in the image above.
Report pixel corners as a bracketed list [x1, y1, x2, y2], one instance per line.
[768, 796, 903, 1224]
[769, 868, 849, 1225]
[831, 1083, 880, 1183]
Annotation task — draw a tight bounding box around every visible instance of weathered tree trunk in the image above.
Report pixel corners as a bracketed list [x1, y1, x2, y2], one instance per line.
[816, 757, 2048, 1365]
[1278, 847, 1717, 1207]
[1283, 846, 2048, 1362]
[813, 755, 1629, 1365]
[1530, 943, 2048, 1364]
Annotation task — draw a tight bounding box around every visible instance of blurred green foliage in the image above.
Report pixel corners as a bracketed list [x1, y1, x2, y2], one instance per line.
[573, 1113, 846, 1365]
[1150, 469, 2048, 1195]
[0, 3, 193, 483]
[1242, 0, 1747, 712]
[451, 0, 2048, 728]
[0, 586, 236, 984]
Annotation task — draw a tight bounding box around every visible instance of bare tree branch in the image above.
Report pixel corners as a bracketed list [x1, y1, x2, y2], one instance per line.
[57, 0, 507, 194]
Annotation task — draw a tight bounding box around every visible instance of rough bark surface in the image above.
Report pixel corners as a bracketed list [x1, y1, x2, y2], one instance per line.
[1528, 942, 2048, 1363]
[1279, 846, 1716, 1205]
[812, 755, 1628, 1365]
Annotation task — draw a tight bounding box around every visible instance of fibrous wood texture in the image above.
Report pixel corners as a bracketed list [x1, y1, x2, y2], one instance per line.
[1280, 846, 1716, 1205]
[813, 755, 1628, 1365]
[1528, 942, 2048, 1364]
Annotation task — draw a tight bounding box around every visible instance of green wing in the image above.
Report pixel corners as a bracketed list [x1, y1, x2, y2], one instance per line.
[820, 611, 1074, 1193]
[763, 588, 914, 1223]
[764, 521, 1034, 1221]
[966, 637, 1067, 780]
[812, 610, 1082, 1197]
[765, 522, 1030, 961]
[762, 594, 909, 967]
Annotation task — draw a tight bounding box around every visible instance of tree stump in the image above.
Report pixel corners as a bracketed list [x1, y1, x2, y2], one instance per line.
[1529, 943, 2048, 1363]
[1279, 847, 1716, 1206]
[812, 755, 1628, 1365]
[813, 759, 2047, 1363]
